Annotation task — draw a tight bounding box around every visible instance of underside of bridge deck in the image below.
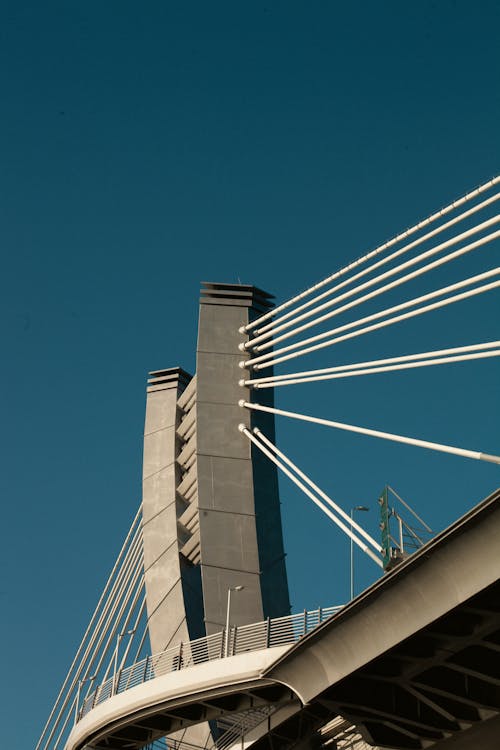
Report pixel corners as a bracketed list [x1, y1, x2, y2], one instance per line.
[81, 682, 295, 750]
[255, 489, 500, 750]
[326, 578, 500, 748]
[250, 578, 500, 750]
[68, 490, 499, 750]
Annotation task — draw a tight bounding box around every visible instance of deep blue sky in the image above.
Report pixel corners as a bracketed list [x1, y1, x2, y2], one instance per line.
[1, 1, 499, 745]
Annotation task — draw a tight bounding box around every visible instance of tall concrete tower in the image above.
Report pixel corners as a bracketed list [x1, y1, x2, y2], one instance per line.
[141, 282, 290, 660]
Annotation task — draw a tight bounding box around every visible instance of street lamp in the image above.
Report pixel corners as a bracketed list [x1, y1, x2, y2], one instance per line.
[74, 674, 96, 722]
[350, 506, 369, 600]
[225, 585, 244, 657]
[113, 629, 135, 693]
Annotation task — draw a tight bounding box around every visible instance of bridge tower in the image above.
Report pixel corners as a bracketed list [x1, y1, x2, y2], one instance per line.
[38, 177, 500, 750]
[142, 282, 290, 659]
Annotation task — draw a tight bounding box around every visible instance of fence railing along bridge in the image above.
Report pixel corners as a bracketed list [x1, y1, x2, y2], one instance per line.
[78, 605, 343, 721]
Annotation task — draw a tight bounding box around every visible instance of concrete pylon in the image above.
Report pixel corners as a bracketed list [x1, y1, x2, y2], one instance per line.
[142, 366, 205, 657]
[196, 283, 290, 634]
[141, 283, 290, 745]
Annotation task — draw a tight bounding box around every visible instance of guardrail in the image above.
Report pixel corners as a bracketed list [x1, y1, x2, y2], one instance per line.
[78, 605, 343, 722]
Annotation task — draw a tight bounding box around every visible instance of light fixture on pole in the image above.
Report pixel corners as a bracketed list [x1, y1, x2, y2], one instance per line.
[113, 629, 135, 693]
[225, 585, 244, 657]
[350, 506, 369, 600]
[74, 674, 96, 723]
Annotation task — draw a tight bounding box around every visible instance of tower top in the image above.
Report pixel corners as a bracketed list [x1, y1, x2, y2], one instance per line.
[200, 281, 274, 312]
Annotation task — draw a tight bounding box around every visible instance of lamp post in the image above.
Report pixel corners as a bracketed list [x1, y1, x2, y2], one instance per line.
[75, 673, 97, 724]
[225, 585, 244, 657]
[350, 506, 369, 600]
[74, 674, 96, 723]
[113, 629, 135, 694]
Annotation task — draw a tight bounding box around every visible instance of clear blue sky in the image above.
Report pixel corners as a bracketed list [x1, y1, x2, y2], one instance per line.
[1, 1, 498, 745]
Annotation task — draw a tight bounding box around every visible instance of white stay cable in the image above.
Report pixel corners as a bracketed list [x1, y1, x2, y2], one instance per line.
[244, 271, 500, 370]
[243, 175, 500, 333]
[52, 695, 78, 750]
[99, 574, 146, 687]
[48, 530, 143, 748]
[98, 573, 146, 685]
[242, 341, 500, 387]
[239, 425, 383, 567]
[131, 617, 152, 665]
[387, 485, 433, 533]
[79, 528, 144, 696]
[118, 595, 147, 672]
[249, 190, 500, 339]
[54, 579, 145, 748]
[76, 534, 144, 716]
[246, 219, 500, 353]
[43, 541, 144, 748]
[37, 507, 143, 750]
[87, 554, 145, 689]
[240, 402, 500, 465]
[248, 350, 500, 388]
[252, 427, 381, 553]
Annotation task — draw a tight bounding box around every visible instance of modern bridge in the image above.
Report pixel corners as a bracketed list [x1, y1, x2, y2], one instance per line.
[68, 488, 500, 750]
[37, 177, 500, 750]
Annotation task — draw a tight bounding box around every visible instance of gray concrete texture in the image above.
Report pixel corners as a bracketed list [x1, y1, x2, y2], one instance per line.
[141, 285, 290, 642]
[142, 368, 209, 749]
[196, 283, 290, 633]
[140, 285, 291, 745]
[142, 368, 203, 656]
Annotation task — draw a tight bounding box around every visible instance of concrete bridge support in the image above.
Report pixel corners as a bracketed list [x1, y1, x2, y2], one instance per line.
[141, 283, 291, 747]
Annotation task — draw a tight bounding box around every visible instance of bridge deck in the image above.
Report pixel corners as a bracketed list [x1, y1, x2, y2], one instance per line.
[67, 488, 500, 750]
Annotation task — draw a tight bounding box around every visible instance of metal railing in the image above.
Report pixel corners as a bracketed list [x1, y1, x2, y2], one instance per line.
[78, 605, 343, 722]
[216, 706, 276, 750]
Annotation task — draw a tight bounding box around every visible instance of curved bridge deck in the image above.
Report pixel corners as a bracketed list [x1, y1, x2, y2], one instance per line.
[68, 489, 500, 750]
